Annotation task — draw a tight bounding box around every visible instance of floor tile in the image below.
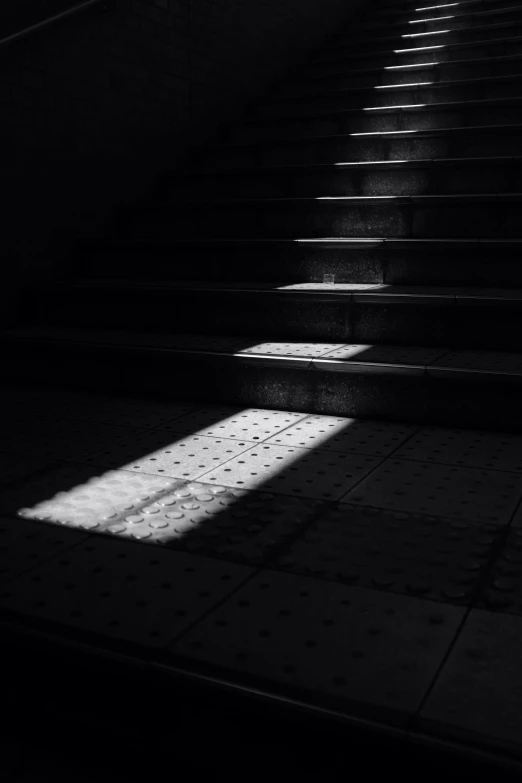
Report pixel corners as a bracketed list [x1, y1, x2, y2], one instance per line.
[343, 459, 522, 524]
[394, 427, 522, 472]
[272, 503, 502, 604]
[476, 528, 522, 614]
[0, 537, 253, 648]
[1, 417, 146, 462]
[264, 415, 416, 455]
[420, 609, 522, 753]
[155, 406, 306, 441]
[0, 516, 87, 585]
[97, 481, 323, 559]
[0, 452, 57, 486]
[172, 570, 463, 726]
[319, 344, 446, 365]
[0, 462, 180, 531]
[201, 444, 382, 500]
[81, 430, 255, 480]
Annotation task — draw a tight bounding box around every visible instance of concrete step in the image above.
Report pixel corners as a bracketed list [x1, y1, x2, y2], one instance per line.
[358, 1, 522, 30]
[231, 97, 522, 143]
[70, 238, 522, 287]
[2, 327, 522, 432]
[106, 194, 522, 240]
[312, 20, 522, 62]
[203, 124, 522, 170]
[263, 74, 522, 116]
[25, 281, 522, 353]
[162, 157, 522, 199]
[283, 53, 522, 92]
[310, 32, 522, 68]
[374, 0, 522, 18]
[324, 14, 522, 52]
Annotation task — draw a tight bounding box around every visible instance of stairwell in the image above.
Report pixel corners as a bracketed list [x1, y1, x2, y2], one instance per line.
[4, 0, 522, 775]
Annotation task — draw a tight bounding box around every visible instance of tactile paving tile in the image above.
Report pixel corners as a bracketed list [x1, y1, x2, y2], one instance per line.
[48, 396, 199, 429]
[173, 570, 464, 725]
[273, 503, 503, 605]
[0, 462, 181, 531]
[100, 481, 323, 560]
[319, 344, 447, 365]
[428, 350, 522, 375]
[394, 427, 522, 472]
[154, 406, 307, 441]
[0, 515, 87, 585]
[0, 537, 254, 648]
[344, 459, 522, 525]
[476, 528, 522, 614]
[265, 415, 416, 456]
[237, 343, 348, 357]
[0, 387, 116, 425]
[201, 445, 382, 500]
[82, 431, 255, 480]
[420, 609, 522, 752]
[0, 417, 146, 462]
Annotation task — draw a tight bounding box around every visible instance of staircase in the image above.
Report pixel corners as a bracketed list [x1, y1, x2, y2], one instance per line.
[4, 0, 522, 433]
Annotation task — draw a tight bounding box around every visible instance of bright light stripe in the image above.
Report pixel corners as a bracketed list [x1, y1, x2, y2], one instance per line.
[409, 15, 454, 22]
[375, 81, 433, 87]
[385, 62, 439, 68]
[350, 129, 418, 135]
[415, 3, 460, 9]
[363, 103, 427, 110]
[394, 44, 445, 52]
[401, 29, 451, 37]
[315, 196, 400, 200]
[334, 159, 410, 165]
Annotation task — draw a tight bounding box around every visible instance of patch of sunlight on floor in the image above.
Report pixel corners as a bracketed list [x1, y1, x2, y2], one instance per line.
[275, 283, 387, 290]
[350, 129, 419, 135]
[314, 195, 401, 200]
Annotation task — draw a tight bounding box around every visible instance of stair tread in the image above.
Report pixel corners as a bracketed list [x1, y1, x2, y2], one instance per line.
[244, 95, 522, 125]
[4, 327, 522, 376]
[220, 121, 522, 149]
[47, 280, 522, 301]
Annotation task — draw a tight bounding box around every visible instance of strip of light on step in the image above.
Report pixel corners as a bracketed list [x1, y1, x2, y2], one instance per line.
[314, 196, 401, 200]
[415, 3, 460, 9]
[401, 29, 451, 37]
[333, 160, 410, 165]
[374, 82, 433, 87]
[350, 129, 418, 135]
[363, 103, 427, 110]
[408, 15, 455, 22]
[384, 62, 439, 69]
[394, 45, 445, 52]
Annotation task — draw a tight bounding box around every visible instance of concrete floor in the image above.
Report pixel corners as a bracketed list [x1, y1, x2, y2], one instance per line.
[2, 384, 522, 773]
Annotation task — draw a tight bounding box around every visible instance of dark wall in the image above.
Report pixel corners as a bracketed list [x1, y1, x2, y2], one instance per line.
[0, 0, 364, 316]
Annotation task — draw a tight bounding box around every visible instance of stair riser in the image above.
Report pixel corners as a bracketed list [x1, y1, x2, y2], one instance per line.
[285, 58, 522, 92]
[120, 203, 520, 240]
[4, 345, 522, 433]
[322, 20, 522, 56]
[232, 105, 522, 142]
[75, 244, 522, 287]
[256, 81, 522, 117]
[29, 292, 522, 351]
[311, 37, 522, 68]
[205, 131, 522, 170]
[167, 164, 522, 199]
